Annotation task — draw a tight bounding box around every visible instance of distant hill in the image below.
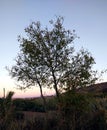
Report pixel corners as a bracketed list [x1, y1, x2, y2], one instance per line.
[77, 82, 107, 93]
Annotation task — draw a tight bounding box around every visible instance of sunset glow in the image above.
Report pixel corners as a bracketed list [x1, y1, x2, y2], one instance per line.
[0, 76, 55, 98]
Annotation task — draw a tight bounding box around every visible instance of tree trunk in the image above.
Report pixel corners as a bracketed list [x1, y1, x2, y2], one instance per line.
[54, 84, 60, 100]
[37, 80, 47, 112]
[51, 69, 60, 102]
[40, 85, 47, 112]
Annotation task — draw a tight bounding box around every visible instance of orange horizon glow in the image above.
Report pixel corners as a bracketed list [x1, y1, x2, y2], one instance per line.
[0, 76, 55, 98]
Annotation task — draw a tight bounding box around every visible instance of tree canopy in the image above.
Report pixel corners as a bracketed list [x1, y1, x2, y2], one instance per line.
[8, 16, 98, 101]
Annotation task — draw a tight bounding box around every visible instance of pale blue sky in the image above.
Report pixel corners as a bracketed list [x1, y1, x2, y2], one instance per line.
[0, 0, 107, 97]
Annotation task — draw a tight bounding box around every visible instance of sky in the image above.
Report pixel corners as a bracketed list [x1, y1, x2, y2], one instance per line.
[0, 0, 107, 98]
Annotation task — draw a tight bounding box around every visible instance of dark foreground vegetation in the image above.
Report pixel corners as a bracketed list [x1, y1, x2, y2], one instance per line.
[0, 90, 107, 130]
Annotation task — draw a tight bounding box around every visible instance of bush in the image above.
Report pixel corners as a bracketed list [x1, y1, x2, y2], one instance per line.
[13, 99, 45, 112]
[58, 91, 107, 130]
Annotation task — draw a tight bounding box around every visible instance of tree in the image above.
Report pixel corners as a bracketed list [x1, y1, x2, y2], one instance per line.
[8, 16, 76, 101]
[60, 48, 98, 92]
[8, 16, 98, 103]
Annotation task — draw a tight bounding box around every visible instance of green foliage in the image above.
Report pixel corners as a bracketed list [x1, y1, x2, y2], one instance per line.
[59, 92, 90, 130]
[13, 97, 58, 112]
[8, 16, 76, 101]
[61, 48, 98, 92]
[13, 98, 45, 112]
[61, 92, 90, 112]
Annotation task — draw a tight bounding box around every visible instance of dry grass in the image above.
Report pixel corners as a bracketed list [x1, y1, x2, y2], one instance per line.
[23, 111, 46, 121]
